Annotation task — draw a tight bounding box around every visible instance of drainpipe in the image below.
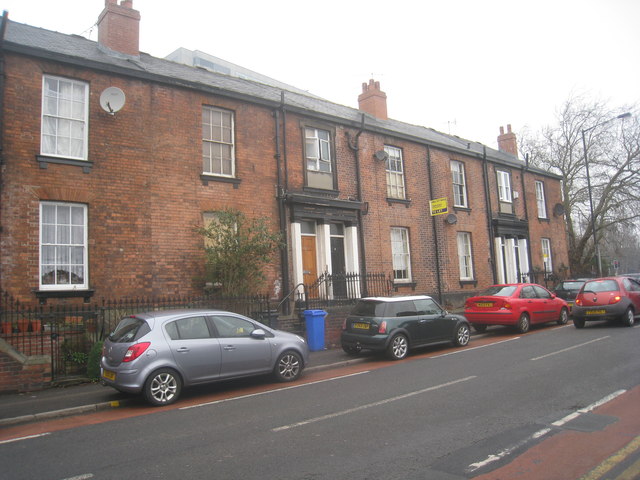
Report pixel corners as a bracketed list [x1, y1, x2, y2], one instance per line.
[0, 11, 7, 166]
[521, 154, 533, 280]
[482, 146, 497, 283]
[347, 114, 368, 296]
[274, 94, 290, 313]
[426, 146, 443, 304]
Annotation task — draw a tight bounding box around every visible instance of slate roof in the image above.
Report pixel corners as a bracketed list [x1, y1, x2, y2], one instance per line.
[1, 18, 558, 178]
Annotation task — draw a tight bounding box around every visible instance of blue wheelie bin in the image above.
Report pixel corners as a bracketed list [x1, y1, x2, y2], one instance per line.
[303, 309, 327, 351]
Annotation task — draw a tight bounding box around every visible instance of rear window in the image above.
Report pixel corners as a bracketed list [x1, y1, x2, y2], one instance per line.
[351, 301, 387, 317]
[483, 286, 517, 297]
[583, 280, 619, 293]
[109, 317, 149, 343]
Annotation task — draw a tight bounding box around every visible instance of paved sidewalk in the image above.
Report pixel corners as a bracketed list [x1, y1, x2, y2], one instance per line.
[0, 347, 363, 427]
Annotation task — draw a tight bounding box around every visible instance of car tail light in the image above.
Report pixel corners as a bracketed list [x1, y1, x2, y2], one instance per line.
[122, 342, 151, 362]
[378, 321, 387, 334]
[609, 295, 622, 304]
[575, 297, 582, 306]
[503, 302, 512, 310]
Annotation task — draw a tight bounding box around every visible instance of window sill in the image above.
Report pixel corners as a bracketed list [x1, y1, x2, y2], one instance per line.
[537, 217, 550, 222]
[392, 281, 417, 292]
[454, 206, 471, 213]
[200, 174, 241, 188]
[37, 155, 93, 174]
[459, 279, 477, 288]
[386, 197, 411, 207]
[302, 187, 340, 197]
[33, 289, 95, 304]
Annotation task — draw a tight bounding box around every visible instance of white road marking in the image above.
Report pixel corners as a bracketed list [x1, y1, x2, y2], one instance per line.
[60, 475, 94, 480]
[432, 337, 520, 358]
[467, 389, 628, 472]
[0, 432, 50, 444]
[552, 389, 627, 426]
[530, 336, 610, 361]
[466, 428, 553, 472]
[272, 376, 477, 432]
[179, 371, 370, 410]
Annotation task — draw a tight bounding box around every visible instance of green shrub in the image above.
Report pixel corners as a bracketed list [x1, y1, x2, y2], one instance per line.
[86, 341, 103, 381]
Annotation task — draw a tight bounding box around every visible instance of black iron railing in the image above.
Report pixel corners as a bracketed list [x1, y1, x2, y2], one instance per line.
[0, 292, 274, 380]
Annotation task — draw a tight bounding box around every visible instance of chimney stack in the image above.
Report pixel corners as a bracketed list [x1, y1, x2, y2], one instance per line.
[358, 79, 388, 120]
[97, 0, 141, 56]
[497, 124, 518, 157]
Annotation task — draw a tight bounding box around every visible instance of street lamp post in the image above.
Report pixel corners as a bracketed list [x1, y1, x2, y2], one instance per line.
[581, 112, 632, 276]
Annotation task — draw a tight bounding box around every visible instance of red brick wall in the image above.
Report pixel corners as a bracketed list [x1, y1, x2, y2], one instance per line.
[1, 53, 281, 301]
[0, 51, 569, 310]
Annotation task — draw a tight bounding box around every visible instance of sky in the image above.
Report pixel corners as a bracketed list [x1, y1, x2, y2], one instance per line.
[1, 0, 638, 149]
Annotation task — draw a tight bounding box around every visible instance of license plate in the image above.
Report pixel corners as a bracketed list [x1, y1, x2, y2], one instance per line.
[353, 322, 369, 330]
[476, 302, 493, 308]
[586, 309, 606, 315]
[102, 369, 116, 381]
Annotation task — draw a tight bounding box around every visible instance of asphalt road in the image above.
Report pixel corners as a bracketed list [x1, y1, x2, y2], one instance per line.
[1, 322, 638, 479]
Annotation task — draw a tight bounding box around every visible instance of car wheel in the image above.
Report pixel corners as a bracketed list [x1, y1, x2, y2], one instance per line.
[387, 333, 409, 360]
[573, 317, 585, 329]
[342, 344, 362, 355]
[517, 313, 530, 334]
[473, 324, 488, 333]
[274, 351, 303, 382]
[622, 308, 635, 327]
[453, 324, 470, 347]
[144, 368, 182, 406]
[557, 307, 569, 325]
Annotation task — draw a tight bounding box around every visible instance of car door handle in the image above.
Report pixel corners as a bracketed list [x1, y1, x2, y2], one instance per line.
[176, 347, 190, 352]
[420, 319, 428, 323]
[223, 345, 236, 351]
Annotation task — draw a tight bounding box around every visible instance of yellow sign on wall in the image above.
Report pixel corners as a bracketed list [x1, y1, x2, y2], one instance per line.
[430, 197, 449, 216]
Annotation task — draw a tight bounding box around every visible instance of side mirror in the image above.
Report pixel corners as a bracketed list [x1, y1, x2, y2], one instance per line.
[251, 329, 266, 339]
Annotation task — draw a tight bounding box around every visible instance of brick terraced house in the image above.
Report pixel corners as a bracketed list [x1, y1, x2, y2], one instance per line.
[0, 0, 570, 310]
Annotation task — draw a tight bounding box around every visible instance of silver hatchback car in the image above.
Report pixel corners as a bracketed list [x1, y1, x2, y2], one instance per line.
[101, 309, 309, 406]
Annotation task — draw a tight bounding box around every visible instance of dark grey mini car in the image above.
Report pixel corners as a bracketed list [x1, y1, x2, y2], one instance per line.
[101, 309, 309, 405]
[341, 295, 471, 360]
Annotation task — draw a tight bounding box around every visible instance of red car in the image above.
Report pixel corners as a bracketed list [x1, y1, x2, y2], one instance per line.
[464, 283, 570, 333]
[572, 276, 640, 328]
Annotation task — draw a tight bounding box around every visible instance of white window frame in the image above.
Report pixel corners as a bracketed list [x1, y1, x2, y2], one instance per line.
[541, 238, 553, 274]
[457, 232, 474, 280]
[384, 145, 406, 200]
[497, 170, 512, 203]
[535, 181, 547, 219]
[39, 202, 88, 290]
[391, 227, 411, 282]
[305, 127, 332, 173]
[41, 75, 89, 160]
[451, 160, 468, 207]
[203, 106, 235, 177]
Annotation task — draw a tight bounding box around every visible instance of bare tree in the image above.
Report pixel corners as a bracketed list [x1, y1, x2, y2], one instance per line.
[520, 95, 640, 276]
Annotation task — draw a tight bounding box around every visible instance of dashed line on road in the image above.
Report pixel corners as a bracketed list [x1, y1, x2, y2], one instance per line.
[179, 371, 370, 410]
[530, 336, 611, 361]
[272, 376, 477, 432]
[0, 432, 50, 444]
[432, 337, 520, 358]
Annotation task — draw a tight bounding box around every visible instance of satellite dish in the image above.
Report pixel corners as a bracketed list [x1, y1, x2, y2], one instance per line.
[374, 150, 389, 162]
[445, 213, 458, 225]
[100, 87, 126, 115]
[553, 203, 566, 216]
